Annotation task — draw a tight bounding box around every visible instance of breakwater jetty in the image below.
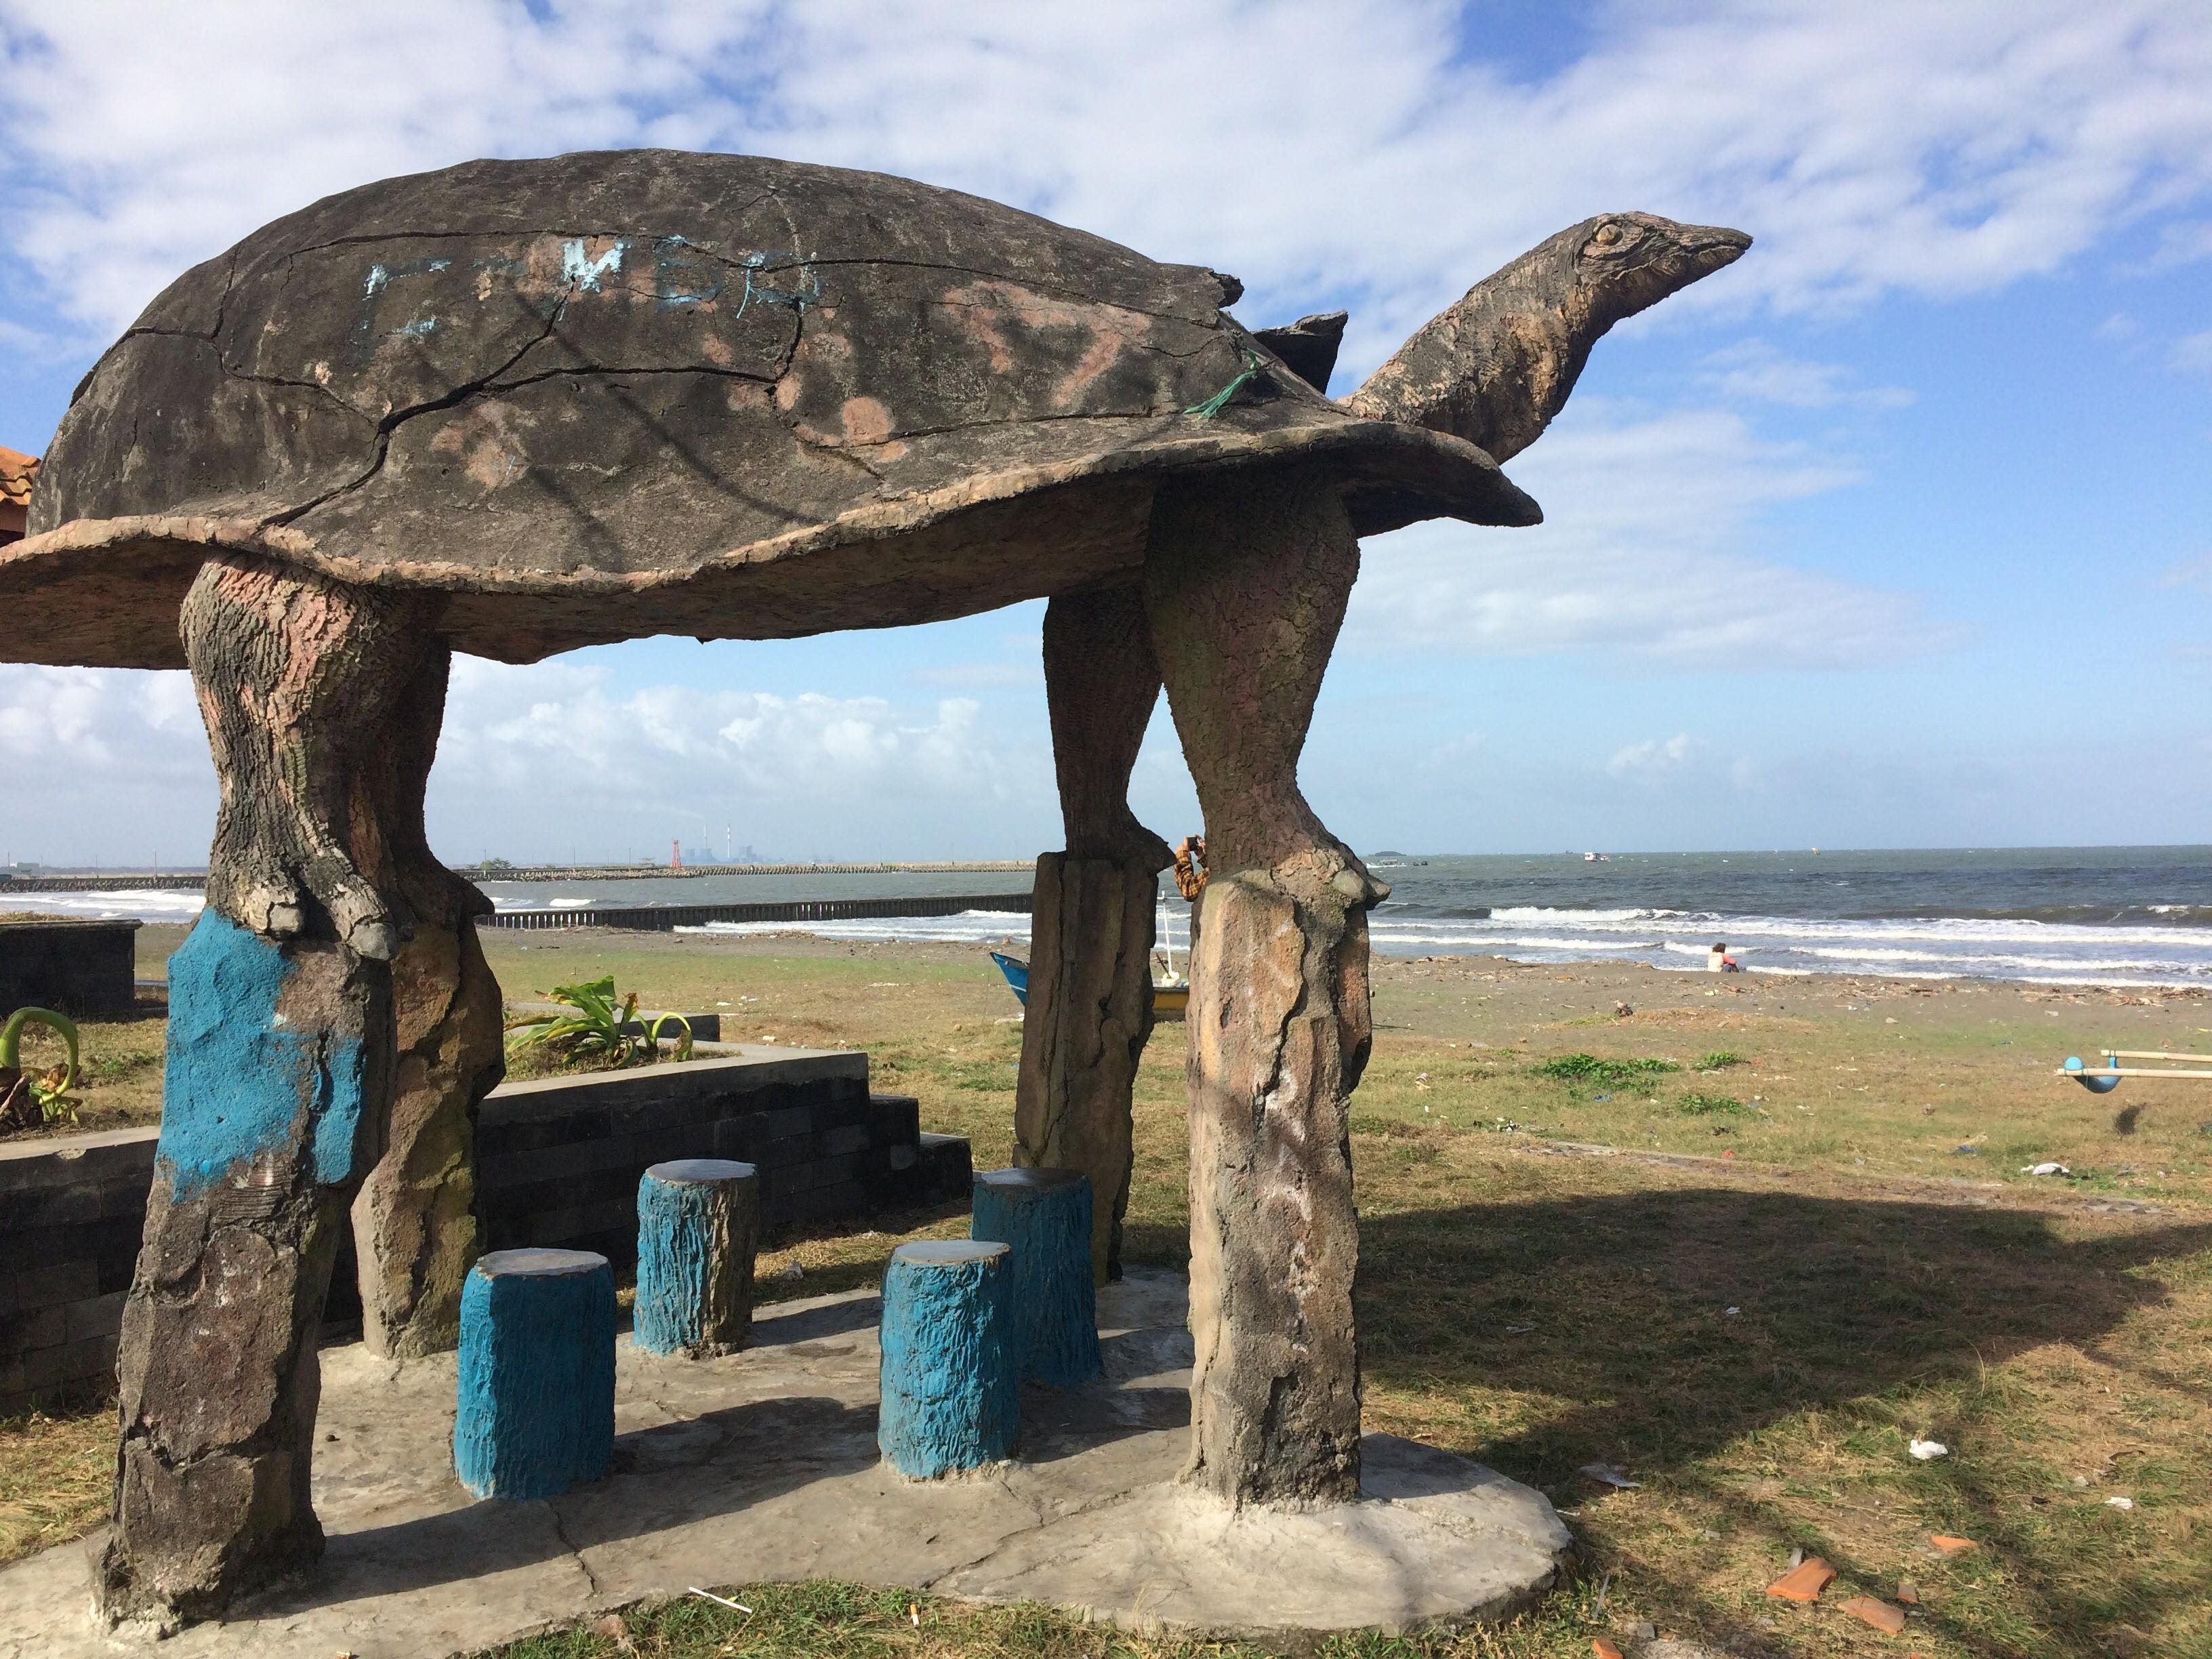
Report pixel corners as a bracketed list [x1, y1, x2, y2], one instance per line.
[480, 893, 1033, 933]
[1, 860, 1034, 894]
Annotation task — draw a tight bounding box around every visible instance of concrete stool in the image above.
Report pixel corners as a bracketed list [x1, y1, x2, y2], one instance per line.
[972, 1167, 1102, 1387]
[877, 1240, 1017, 1477]
[634, 1158, 760, 1357]
[453, 1248, 615, 1499]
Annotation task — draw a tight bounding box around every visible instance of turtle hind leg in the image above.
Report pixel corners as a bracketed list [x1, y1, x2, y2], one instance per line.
[1044, 585, 1171, 870]
[182, 555, 436, 959]
[1015, 588, 1172, 1286]
[1142, 468, 1376, 1508]
[100, 557, 432, 1629]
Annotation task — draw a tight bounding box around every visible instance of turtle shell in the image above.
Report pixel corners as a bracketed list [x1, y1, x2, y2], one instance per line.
[4, 150, 1536, 669]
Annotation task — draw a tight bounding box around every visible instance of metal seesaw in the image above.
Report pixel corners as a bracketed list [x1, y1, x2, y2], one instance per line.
[2059, 1051, 2212, 1093]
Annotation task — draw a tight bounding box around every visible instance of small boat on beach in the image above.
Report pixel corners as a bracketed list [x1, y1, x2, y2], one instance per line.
[987, 901, 1192, 1019]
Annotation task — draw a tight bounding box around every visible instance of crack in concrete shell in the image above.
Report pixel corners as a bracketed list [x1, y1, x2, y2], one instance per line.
[261, 298, 574, 529]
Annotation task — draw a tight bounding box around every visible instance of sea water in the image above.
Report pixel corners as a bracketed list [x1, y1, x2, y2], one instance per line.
[12, 846, 2209, 988]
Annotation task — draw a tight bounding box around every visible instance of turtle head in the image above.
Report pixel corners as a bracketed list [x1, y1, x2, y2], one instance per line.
[1347, 211, 1751, 464]
[1563, 212, 1752, 333]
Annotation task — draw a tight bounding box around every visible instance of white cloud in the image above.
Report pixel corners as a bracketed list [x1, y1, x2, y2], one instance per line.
[1345, 401, 1957, 667]
[0, 665, 213, 865]
[2158, 552, 2212, 593]
[1607, 733, 1697, 777]
[1698, 340, 1914, 410]
[0, 657, 1055, 865]
[2174, 329, 2212, 375]
[436, 656, 1033, 823]
[1, 1, 2209, 365]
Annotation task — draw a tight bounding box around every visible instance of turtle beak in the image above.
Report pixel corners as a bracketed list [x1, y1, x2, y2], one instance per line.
[1680, 225, 1753, 274]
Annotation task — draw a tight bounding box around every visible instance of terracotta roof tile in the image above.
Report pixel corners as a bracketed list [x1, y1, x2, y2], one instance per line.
[0, 446, 37, 510]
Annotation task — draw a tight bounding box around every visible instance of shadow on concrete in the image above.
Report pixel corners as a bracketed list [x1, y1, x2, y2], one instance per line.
[313, 1393, 882, 1603]
[748, 1293, 882, 1348]
[312, 1315, 1185, 1601]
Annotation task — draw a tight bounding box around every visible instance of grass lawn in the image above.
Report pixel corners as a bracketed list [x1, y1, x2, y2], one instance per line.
[7, 925, 2210, 1656]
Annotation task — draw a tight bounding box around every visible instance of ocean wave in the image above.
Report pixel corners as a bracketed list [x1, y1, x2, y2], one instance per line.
[676, 911, 1031, 944]
[1392, 905, 2210, 951]
[0, 888, 205, 921]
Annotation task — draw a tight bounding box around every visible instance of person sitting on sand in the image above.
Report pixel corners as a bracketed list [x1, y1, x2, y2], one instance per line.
[1707, 941, 1740, 972]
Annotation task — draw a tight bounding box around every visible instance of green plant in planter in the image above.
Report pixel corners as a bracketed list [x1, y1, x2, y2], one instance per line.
[505, 977, 693, 1069]
[0, 1006, 81, 1130]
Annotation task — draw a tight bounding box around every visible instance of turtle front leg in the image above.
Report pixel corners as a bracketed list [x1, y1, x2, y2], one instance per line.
[350, 647, 506, 1358]
[1143, 470, 1380, 1509]
[99, 558, 432, 1630]
[1015, 588, 1173, 1285]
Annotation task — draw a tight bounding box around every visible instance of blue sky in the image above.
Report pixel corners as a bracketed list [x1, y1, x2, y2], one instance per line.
[1, 1, 2208, 867]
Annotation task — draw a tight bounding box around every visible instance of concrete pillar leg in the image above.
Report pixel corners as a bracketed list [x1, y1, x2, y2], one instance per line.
[1142, 468, 1382, 1509]
[100, 557, 428, 1629]
[350, 647, 505, 1359]
[1016, 586, 1172, 1285]
[1013, 853, 1156, 1284]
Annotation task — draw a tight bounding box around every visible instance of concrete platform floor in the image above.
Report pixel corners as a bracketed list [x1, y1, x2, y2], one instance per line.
[0, 1270, 1573, 1657]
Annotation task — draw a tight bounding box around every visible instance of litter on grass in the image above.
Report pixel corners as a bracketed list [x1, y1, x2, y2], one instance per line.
[1909, 1436, 1949, 1460]
[2107, 1496, 2136, 1511]
[688, 1588, 752, 1614]
[2023, 1162, 2072, 1176]
[1839, 1596, 1907, 1635]
[1765, 1557, 1836, 1603]
[1579, 1463, 1641, 1489]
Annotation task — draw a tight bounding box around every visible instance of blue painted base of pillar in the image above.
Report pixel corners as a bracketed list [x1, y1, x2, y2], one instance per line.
[454, 1248, 615, 1500]
[972, 1168, 1102, 1388]
[877, 1240, 1018, 1478]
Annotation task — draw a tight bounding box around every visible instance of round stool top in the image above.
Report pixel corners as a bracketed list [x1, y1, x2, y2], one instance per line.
[975, 1166, 1086, 1193]
[646, 1158, 757, 1184]
[474, 1247, 609, 1279]
[893, 1240, 1010, 1267]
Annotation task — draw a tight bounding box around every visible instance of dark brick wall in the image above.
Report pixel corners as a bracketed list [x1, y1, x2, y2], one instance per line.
[0, 1128, 148, 1412]
[1, 1048, 969, 1414]
[0, 920, 142, 1017]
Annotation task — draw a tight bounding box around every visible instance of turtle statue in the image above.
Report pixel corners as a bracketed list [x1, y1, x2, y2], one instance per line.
[0, 148, 1745, 1627]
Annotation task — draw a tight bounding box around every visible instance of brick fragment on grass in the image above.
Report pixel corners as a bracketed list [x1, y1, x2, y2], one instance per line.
[1929, 1532, 1978, 1554]
[1592, 1640, 1624, 1659]
[1765, 1555, 1836, 1601]
[1839, 1594, 1908, 1633]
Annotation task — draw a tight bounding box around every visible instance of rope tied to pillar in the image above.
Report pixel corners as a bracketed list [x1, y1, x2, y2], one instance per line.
[1183, 342, 1269, 419]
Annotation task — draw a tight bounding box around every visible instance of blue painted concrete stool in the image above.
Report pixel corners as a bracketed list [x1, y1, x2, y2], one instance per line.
[972, 1166, 1103, 1388]
[877, 1240, 1018, 1478]
[634, 1158, 760, 1357]
[453, 1248, 616, 1500]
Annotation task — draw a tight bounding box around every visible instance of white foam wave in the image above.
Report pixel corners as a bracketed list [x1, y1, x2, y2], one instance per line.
[676, 911, 1031, 945]
[0, 888, 205, 922]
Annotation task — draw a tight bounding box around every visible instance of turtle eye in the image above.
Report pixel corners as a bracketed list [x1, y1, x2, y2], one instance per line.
[1582, 221, 1629, 259]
